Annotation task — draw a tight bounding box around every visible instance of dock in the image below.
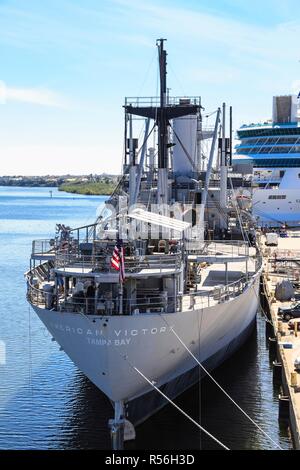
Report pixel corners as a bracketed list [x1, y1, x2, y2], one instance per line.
[261, 231, 300, 449]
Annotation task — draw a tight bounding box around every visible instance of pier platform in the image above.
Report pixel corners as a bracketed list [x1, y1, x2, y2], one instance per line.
[261, 231, 300, 449]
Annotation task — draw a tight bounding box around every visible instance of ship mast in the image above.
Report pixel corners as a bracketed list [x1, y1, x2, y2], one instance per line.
[157, 38, 169, 210]
[157, 38, 167, 169]
[124, 40, 200, 211]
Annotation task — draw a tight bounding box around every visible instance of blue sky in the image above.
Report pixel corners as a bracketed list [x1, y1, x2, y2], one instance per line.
[1, 0, 300, 175]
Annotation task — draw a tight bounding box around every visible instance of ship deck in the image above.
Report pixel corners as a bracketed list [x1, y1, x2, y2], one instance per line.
[28, 237, 259, 315]
[54, 266, 181, 278]
[182, 257, 256, 310]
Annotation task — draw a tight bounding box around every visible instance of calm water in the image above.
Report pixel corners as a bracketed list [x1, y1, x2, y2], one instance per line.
[0, 186, 292, 450]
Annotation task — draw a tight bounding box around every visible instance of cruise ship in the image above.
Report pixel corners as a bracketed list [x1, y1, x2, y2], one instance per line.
[26, 40, 261, 449]
[234, 95, 300, 227]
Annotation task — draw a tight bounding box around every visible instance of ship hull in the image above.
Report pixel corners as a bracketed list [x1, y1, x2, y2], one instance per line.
[32, 272, 260, 423]
[128, 315, 255, 426]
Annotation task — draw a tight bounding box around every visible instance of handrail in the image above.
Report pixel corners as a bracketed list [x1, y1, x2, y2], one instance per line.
[69, 222, 98, 233]
[31, 237, 252, 271]
[32, 239, 56, 256]
[125, 96, 201, 107]
[187, 239, 249, 258]
[26, 261, 261, 315]
[54, 252, 182, 274]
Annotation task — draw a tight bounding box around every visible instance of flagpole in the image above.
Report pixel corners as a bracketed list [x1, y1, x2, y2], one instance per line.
[111, 214, 125, 315]
[118, 216, 123, 315]
[119, 274, 123, 315]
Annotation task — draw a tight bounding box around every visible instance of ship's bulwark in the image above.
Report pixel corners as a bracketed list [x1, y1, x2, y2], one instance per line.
[33, 274, 260, 417]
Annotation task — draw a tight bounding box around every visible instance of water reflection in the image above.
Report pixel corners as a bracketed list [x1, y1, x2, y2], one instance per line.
[58, 374, 113, 450]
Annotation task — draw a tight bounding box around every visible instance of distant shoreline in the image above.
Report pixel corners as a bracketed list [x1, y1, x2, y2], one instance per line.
[58, 181, 115, 196]
[0, 175, 118, 196]
[0, 182, 56, 187]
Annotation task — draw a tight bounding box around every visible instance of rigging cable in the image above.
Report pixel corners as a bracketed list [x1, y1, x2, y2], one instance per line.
[157, 313, 283, 450]
[134, 123, 156, 160]
[168, 60, 187, 97]
[120, 354, 229, 450]
[169, 122, 197, 172]
[28, 304, 33, 397]
[136, 49, 157, 97]
[228, 173, 248, 244]
[197, 302, 205, 449]
[205, 109, 219, 118]
[226, 178, 274, 324]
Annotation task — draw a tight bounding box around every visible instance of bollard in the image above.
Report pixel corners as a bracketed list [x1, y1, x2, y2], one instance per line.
[291, 372, 298, 388]
[294, 322, 298, 338]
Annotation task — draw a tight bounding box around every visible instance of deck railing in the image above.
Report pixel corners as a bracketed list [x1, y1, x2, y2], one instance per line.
[31, 237, 252, 274]
[54, 252, 182, 274]
[26, 266, 260, 316]
[205, 240, 249, 257]
[187, 239, 250, 258]
[125, 96, 201, 108]
[31, 239, 56, 256]
[31, 222, 100, 259]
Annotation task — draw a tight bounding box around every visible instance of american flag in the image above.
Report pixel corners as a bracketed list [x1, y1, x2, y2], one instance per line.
[110, 239, 125, 283]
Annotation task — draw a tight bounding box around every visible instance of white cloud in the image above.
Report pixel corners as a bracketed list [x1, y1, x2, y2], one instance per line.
[0, 82, 68, 108]
[0, 145, 122, 175]
[111, 0, 300, 63]
[187, 66, 241, 85]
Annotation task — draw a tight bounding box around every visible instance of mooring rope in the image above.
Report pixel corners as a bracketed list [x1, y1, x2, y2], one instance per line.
[252, 283, 274, 326]
[157, 315, 282, 450]
[121, 353, 229, 450]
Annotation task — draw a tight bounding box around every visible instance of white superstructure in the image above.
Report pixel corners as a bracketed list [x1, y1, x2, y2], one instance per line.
[173, 108, 199, 175]
[234, 94, 300, 227]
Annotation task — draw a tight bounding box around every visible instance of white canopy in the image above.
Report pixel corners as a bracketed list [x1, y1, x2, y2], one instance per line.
[128, 208, 191, 232]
